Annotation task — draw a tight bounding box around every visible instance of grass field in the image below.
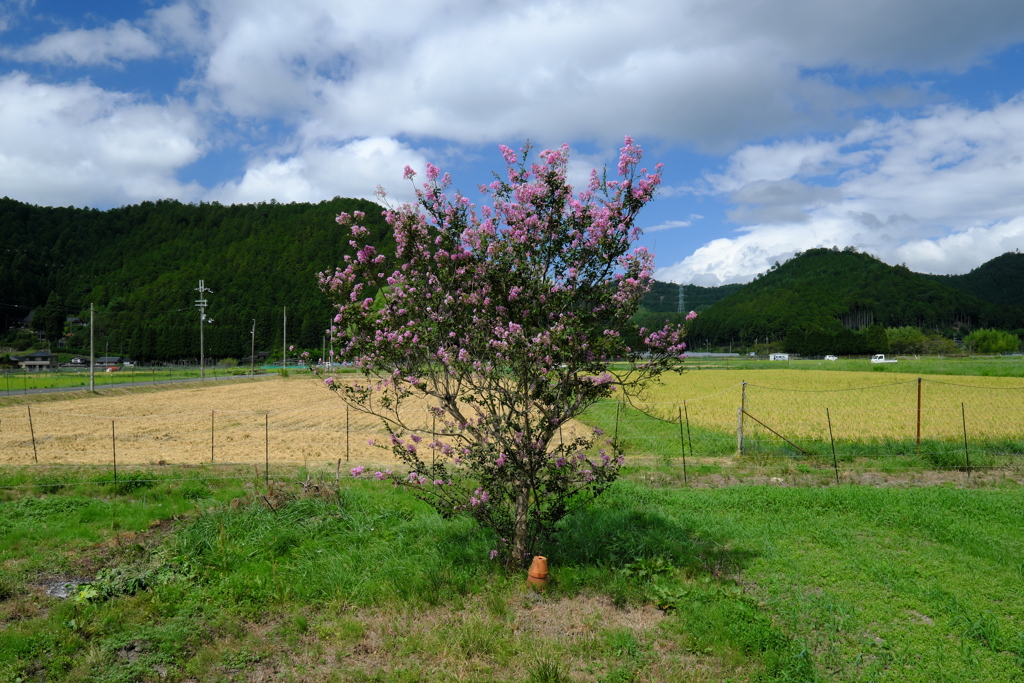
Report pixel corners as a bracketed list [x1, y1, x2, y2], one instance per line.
[680, 355, 1024, 378]
[0, 366, 253, 393]
[1, 465, 1023, 681]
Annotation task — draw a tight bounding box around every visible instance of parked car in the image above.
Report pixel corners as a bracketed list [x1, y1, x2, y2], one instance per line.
[824, 355, 838, 361]
[870, 354, 897, 364]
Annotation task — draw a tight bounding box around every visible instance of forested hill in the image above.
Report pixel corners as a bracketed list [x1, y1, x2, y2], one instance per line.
[641, 280, 743, 313]
[927, 252, 1024, 308]
[686, 248, 1022, 346]
[0, 196, 394, 361]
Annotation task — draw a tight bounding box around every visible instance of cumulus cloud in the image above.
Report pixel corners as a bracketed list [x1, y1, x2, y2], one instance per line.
[9, 20, 161, 66]
[207, 136, 428, 205]
[0, 73, 205, 206]
[186, 0, 1024, 148]
[4, 0, 1024, 221]
[655, 97, 1024, 283]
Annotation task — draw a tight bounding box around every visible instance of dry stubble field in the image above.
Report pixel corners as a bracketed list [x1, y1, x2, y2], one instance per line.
[0, 376, 592, 469]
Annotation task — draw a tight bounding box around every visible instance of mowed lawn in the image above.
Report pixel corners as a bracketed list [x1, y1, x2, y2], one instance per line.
[2, 462, 1023, 681]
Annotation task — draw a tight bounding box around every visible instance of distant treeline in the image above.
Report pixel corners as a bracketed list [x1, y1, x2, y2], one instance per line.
[6, 195, 1024, 361]
[682, 248, 1024, 346]
[1, 196, 394, 361]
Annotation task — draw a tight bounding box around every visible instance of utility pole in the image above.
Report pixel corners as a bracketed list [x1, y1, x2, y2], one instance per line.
[282, 307, 287, 370]
[89, 303, 95, 392]
[250, 319, 256, 378]
[195, 280, 211, 380]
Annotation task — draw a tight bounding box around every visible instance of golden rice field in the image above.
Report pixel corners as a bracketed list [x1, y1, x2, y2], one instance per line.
[630, 369, 1024, 443]
[0, 376, 592, 467]
[2, 369, 1023, 467]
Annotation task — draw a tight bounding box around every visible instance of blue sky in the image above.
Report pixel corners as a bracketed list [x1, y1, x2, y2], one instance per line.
[3, 0, 1024, 284]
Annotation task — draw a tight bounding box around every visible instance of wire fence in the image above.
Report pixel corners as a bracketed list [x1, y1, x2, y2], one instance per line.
[2, 377, 1024, 487]
[581, 378, 1024, 480]
[0, 365, 258, 396]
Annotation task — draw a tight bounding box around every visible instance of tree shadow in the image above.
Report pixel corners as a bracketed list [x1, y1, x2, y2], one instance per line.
[553, 505, 758, 579]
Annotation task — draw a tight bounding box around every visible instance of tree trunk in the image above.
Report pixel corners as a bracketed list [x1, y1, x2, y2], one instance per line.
[512, 484, 530, 566]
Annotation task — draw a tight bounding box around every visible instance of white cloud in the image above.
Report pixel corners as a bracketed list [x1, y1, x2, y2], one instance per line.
[4, 0, 1024, 217]
[646, 217, 701, 233]
[0, 0, 34, 34]
[207, 136, 428, 205]
[656, 97, 1024, 282]
[147, 2, 208, 53]
[181, 0, 1024, 149]
[9, 20, 161, 66]
[0, 73, 205, 206]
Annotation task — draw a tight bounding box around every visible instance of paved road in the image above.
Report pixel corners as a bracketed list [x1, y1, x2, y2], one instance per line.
[0, 373, 269, 398]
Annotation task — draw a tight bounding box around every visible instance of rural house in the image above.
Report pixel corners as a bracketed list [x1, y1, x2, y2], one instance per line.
[19, 350, 58, 371]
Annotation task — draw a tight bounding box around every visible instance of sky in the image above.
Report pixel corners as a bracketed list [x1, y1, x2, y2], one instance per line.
[2, 0, 1024, 285]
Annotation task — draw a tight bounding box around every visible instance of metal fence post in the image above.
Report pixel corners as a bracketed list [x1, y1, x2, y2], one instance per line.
[111, 420, 117, 485]
[827, 407, 838, 485]
[677, 406, 688, 484]
[962, 402, 970, 476]
[916, 377, 922, 451]
[27, 405, 38, 464]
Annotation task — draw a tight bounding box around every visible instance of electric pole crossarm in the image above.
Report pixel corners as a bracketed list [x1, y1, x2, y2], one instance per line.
[195, 280, 212, 379]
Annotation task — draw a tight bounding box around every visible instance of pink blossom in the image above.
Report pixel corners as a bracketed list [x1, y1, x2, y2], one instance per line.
[350, 466, 365, 477]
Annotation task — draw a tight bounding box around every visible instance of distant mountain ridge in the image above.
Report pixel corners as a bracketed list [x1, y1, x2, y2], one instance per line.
[927, 252, 1024, 308]
[679, 248, 1024, 345]
[4, 193, 1022, 358]
[0, 196, 394, 360]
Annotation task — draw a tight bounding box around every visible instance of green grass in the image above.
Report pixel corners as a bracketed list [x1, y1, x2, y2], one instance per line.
[2, 464, 1024, 681]
[0, 365, 274, 393]
[670, 355, 1024, 378]
[580, 401, 1024, 477]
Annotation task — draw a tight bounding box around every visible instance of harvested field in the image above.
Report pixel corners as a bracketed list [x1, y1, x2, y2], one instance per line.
[0, 376, 590, 468]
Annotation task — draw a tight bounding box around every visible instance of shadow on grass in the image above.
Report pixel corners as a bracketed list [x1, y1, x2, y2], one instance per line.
[555, 504, 758, 579]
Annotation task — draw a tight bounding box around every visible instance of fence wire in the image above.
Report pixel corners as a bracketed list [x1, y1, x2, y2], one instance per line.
[3, 377, 1024, 479]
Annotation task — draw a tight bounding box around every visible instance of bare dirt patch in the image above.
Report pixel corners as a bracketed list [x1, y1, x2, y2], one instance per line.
[210, 594, 684, 682]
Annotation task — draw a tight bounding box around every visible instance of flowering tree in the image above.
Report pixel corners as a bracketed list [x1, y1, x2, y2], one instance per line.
[313, 137, 690, 566]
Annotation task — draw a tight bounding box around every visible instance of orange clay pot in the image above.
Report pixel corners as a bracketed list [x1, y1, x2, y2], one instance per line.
[527, 556, 549, 589]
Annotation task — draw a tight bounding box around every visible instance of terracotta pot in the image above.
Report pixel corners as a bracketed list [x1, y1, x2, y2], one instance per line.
[527, 555, 549, 589]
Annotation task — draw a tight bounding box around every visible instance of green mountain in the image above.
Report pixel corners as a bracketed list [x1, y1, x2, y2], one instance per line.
[5, 193, 1021, 362]
[686, 247, 1018, 348]
[641, 280, 743, 314]
[0, 196, 394, 361]
[928, 252, 1024, 309]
